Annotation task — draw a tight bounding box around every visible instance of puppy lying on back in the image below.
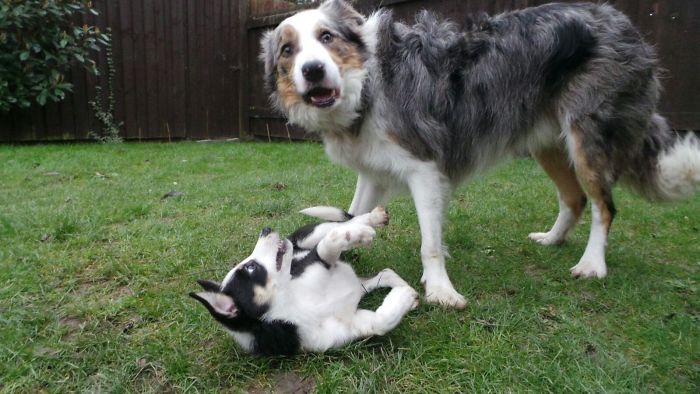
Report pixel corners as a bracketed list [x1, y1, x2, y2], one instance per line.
[190, 207, 419, 355]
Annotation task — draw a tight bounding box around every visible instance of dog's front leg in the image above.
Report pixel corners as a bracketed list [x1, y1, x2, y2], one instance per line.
[407, 167, 467, 309]
[349, 174, 388, 215]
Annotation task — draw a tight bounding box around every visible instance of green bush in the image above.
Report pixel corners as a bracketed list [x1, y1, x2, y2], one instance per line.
[0, 0, 108, 111]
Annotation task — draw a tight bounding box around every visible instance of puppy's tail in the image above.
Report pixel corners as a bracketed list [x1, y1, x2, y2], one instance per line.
[625, 114, 700, 201]
[299, 206, 354, 222]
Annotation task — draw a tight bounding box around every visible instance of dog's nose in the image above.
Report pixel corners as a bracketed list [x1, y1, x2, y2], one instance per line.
[302, 61, 325, 83]
[260, 227, 273, 237]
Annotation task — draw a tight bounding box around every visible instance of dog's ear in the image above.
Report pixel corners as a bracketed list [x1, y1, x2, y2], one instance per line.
[196, 279, 221, 292]
[259, 29, 279, 94]
[190, 292, 238, 318]
[321, 0, 365, 26]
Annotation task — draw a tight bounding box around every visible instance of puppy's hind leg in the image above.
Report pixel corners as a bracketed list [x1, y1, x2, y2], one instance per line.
[352, 286, 419, 337]
[361, 268, 411, 292]
[314, 284, 418, 351]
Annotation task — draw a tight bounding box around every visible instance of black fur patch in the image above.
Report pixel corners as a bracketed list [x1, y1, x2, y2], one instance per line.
[543, 18, 597, 89]
[290, 247, 330, 278]
[249, 320, 300, 355]
[288, 223, 320, 250]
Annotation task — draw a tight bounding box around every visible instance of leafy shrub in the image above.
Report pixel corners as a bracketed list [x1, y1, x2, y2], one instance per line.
[0, 0, 108, 111]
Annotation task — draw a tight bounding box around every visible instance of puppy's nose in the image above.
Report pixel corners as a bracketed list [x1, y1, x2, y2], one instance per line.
[260, 227, 273, 237]
[302, 61, 325, 83]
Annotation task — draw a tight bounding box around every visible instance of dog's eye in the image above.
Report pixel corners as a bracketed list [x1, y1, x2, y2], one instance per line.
[320, 31, 334, 44]
[281, 44, 293, 57]
[244, 262, 257, 274]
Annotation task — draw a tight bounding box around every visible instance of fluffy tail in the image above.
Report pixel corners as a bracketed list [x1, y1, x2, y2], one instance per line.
[299, 206, 353, 222]
[629, 115, 700, 201]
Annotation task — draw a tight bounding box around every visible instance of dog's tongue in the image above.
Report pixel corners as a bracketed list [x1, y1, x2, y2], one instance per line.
[310, 90, 334, 103]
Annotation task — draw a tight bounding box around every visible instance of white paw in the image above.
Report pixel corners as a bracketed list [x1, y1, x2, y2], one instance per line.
[396, 286, 420, 311]
[330, 224, 375, 249]
[422, 281, 467, 309]
[368, 206, 389, 227]
[570, 259, 607, 279]
[528, 231, 564, 246]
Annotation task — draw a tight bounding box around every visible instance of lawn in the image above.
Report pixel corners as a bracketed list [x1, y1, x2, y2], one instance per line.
[0, 141, 698, 393]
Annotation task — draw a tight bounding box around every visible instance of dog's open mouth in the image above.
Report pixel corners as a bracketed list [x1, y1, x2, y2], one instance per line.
[304, 87, 338, 108]
[276, 239, 288, 271]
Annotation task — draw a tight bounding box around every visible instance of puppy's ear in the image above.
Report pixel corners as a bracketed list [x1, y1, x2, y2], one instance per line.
[196, 279, 221, 292]
[190, 292, 238, 318]
[259, 29, 279, 94]
[321, 0, 365, 26]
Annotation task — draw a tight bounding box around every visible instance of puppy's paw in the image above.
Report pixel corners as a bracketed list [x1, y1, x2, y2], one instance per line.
[329, 224, 376, 250]
[405, 287, 420, 311]
[368, 206, 389, 227]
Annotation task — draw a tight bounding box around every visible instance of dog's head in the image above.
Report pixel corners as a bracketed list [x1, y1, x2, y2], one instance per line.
[190, 228, 293, 331]
[259, 0, 373, 131]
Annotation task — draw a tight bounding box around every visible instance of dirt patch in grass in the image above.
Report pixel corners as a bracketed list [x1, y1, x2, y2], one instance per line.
[134, 358, 176, 393]
[247, 371, 316, 394]
[59, 316, 85, 341]
[524, 264, 546, 278]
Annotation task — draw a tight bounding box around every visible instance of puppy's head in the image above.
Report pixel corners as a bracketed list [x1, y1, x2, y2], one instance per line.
[190, 228, 293, 331]
[260, 0, 368, 123]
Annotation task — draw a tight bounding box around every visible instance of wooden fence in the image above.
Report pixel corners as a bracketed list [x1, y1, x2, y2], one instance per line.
[1, 0, 698, 142]
[0, 0, 242, 142]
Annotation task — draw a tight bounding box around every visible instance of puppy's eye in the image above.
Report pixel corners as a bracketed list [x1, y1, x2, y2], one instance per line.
[281, 44, 293, 57]
[320, 31, 334, 44]
[244, 262, 257, 274]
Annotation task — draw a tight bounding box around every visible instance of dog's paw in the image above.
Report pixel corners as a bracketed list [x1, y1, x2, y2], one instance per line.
[570, 259, 607, 279]
[422, 282, 467, 309]
[368, 206, 389, 227]
[528, 231, 565, 246]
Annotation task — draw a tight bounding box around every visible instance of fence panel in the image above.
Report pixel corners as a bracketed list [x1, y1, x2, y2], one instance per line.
[0, 0, 241, 142]
[0, 0, 697, 142]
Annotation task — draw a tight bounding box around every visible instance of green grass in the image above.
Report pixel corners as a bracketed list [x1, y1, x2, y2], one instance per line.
[0, 141, 698, 393]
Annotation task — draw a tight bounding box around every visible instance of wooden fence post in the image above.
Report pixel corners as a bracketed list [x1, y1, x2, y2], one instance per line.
[238, 0, 250, 139]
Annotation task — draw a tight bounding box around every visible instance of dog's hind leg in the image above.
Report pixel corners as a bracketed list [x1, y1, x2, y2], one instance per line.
[529, 145, 587, 245]
[566, 123, 617, 279]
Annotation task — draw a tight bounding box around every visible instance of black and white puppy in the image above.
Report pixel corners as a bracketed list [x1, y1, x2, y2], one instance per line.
[190, 206, 419, 355]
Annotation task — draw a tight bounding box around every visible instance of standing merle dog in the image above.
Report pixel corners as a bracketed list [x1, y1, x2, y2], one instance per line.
[259, 0, 700, 308]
